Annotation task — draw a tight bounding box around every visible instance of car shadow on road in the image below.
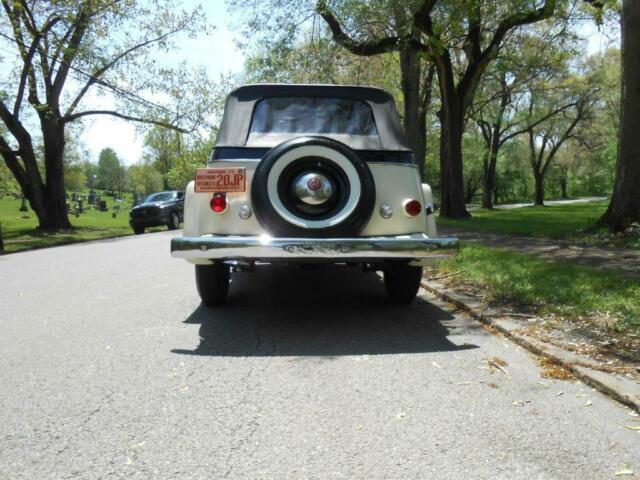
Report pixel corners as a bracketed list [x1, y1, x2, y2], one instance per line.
[173, 265, 479, 357]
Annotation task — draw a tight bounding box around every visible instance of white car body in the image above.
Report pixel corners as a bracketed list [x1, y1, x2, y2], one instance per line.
[171, 84, 457, 304]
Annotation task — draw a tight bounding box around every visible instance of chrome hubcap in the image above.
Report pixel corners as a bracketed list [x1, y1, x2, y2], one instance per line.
[294, 172, 333, 205]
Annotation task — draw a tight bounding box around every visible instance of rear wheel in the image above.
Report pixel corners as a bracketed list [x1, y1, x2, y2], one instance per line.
[195, 263, 230, 306]
[168, 211, 180, 230]
[383, 263, 423, 304]
[133, 225, 145, 235]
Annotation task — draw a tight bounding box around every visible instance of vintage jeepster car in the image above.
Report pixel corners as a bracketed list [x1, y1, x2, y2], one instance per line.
[171, 84, 458, 305]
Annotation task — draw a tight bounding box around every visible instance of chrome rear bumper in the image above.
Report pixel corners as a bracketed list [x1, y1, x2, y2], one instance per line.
[171, 234, 458, 265]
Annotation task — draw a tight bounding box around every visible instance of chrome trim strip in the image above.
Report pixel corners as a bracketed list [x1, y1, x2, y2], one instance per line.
[171, 234, 458, 263]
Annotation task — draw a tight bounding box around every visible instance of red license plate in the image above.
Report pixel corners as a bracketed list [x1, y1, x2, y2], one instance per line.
[195, 168, 246, 193]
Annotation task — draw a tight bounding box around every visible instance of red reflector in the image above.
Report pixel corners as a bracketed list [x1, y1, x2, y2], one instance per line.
[210, 193, 227, 213]
[404, 199, 422, 217]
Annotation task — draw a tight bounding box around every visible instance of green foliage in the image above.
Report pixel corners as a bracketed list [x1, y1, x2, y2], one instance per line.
[142, 126, 183, 188]
[0, 162, 20, 197]
[63, 133, 87, 192]
[439, 243, 640, 332]
[127, 163, 164, 197]
[165, 138, 213, 191]
[97, 148, 124, 193]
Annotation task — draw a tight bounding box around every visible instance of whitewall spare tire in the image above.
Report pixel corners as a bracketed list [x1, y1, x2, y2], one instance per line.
[251, 136, 376, 237]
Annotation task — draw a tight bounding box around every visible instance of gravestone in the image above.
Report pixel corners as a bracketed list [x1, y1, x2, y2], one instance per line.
[88, 191, 96, 204]
[19, 195, 28, 212]
[99, 200, 108, 212]
[77, 199, 84, 213]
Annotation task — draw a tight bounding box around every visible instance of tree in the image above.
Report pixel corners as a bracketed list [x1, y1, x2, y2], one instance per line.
[525, 88, 593, 206]
[143, 126, 183, 189]
[595, 0, 640, 231]
[62, 132, 86, 192]
[0, 0, 210, 229]
[471, 30, 578, 209]
[166, 135, 215, 191]
[128, 162, 163, 198]
[97, 148, 121, 194]
[318, 0, 561, 218]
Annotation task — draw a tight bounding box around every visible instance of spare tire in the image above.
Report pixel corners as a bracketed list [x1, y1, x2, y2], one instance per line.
[251, 136, 375, 238]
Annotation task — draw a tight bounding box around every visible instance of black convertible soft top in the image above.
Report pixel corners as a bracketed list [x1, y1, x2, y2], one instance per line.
[215, 84, 411, 152]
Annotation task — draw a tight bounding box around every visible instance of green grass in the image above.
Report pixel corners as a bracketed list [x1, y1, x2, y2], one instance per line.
[438, 201, 608, 238]
[438, 201, 640, 248]
[437, 243, 640, 334]
[0, 193, 164, 254]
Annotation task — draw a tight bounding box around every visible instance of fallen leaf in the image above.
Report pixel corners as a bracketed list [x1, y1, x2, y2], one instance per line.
[624, 425, 640, 431]
[487, 382, 499, 389]
[488, 356, 509, 367]
[584, 401, 593, 407]
[614, 469, 634, 476]
[456, 381, 471, 385]
[576, 393, 588, 398]
[556, 391, 564, 397]
[396, 412, 406, 419]
[485, 357, 509, 374]
[536, 381, 549, 388]
[432, 361, 443, 369]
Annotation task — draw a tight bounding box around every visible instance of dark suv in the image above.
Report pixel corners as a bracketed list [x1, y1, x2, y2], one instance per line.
[130, 191, 184, 234]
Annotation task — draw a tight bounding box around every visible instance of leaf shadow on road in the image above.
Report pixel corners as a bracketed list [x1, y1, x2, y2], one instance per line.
[172, 265, 480, 357]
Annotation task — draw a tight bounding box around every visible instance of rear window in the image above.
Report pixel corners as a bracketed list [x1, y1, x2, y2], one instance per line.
[249, 97, 378, 136]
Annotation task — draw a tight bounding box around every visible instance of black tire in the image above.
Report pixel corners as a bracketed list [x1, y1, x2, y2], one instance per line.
[383, 263, 423, 304]
[251, 136, 376, 238]
[168, 211, 180, 230]
[195, 263, 230, 306]
[133, 225, 145, 235]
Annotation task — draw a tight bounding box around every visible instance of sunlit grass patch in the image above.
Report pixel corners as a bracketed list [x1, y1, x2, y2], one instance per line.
[0, 194, 165, 253]
[439, 201, 607, 238]
[437, 243, 640, 334]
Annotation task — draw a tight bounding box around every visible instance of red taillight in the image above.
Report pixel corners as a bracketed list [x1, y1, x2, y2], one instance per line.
[404, 199, 422, 217]
[210, 193, 227, 214]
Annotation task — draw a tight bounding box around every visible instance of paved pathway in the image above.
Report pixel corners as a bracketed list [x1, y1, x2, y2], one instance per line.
[486, 196, 607, 210]
[440, 226, 640, 280]
[1, 231, 639, 479]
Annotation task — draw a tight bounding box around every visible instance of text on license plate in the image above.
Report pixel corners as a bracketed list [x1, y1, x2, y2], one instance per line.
[195, 168, 246, 193]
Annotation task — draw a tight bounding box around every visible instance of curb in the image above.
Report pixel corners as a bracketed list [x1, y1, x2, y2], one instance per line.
[421, 280, 640, 413]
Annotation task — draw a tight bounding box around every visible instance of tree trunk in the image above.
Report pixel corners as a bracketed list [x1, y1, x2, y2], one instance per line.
[439, 100, 469, 218]
[560, 177, 568, 199]
[596, 0, 640, 232]
[400, 46, 426, 179]
[36, 117, 72, 229]
[534, 172, 545, 206]
[482, 148, 499, 209]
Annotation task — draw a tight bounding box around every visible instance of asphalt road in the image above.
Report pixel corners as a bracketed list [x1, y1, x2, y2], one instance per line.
[1, 231, 638, 480]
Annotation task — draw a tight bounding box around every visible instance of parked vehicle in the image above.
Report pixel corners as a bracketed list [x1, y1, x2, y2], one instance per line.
[130, 191, 184, 234]
[171, 84, 458, 305]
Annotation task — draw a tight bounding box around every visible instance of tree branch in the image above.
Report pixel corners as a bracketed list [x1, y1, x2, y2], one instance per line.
[316, 0, 399, 56]
[457, 0, 558, 109]
[63, 110, 190, 133]
[65, 25, 190, 117]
